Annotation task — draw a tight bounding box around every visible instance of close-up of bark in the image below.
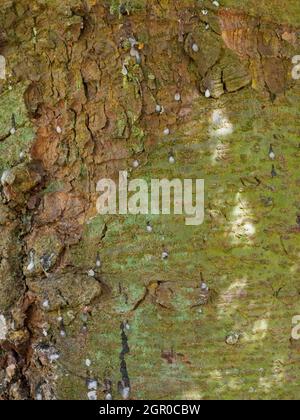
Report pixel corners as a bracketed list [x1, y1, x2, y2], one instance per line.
[0, 0, 300, 400]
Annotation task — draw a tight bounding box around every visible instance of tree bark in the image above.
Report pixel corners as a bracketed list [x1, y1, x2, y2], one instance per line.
[0, 0, 300, 400]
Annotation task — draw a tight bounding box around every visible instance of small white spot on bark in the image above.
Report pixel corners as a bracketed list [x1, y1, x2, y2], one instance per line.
[87, 379, 98, 391]
[201, 282, 209, 291]
[122, 387, 130, 400]
[205, 89, 211, 98]
[42, 300, 49, 310]
[121, 64, 128, 76]
[96, 256, 101, 267]
[49, 353, 60, 363]
[192, 43, 199, 53]
[226, 332, 240, 345]
[155, 104, 162, 113]
[174, 93, 181, 102]
[162, 251, 169, 260]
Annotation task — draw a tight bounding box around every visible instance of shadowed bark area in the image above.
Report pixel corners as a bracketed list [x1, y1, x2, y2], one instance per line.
[0, 0, 300, 400]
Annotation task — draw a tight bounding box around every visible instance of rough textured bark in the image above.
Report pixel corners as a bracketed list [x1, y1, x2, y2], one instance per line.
[0, 0, 300, 400]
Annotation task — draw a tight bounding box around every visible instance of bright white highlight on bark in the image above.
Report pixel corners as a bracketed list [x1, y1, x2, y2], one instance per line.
[0, 315, 7, 340]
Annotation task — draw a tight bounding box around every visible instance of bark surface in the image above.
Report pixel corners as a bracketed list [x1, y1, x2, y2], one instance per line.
[0, 0, 300, 400]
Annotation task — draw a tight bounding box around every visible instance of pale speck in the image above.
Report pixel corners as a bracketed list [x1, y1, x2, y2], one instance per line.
[49, 353, 60, 363]
[85, 359, 92, 367]
[192, 43, 199, 53]
[56, 126, 62, 134]
[42, 300, 49, 310]
[226, 332, 240, 346]
[96, 254, 101, 268]
[155, 104, 162, 114]
[105, 393, 113, 400]
[27, 251, 35, 273]
[87, 379, 98, 391]
[168, 154, 175, 164]
[202, 9, 208, 15]
[121, 64, 128, 76]
[269, 144, 275, 160]
[146, 222, 153, 233]
[162, 250, 169, 260]
[10, 127, 16, 135]
[163, 128, 170, 136]
[201, 282, 209, 291]
[36, 393, 43, 401]
[132, 160, 139, 169]
[212, 109, 223, 125]
[205, 89, 211, 98]
[210, 109, 233, 138]
[1, 170, 15, 186]
[271, 164, 277, 178]
[87, 391, 97, 400]
[174, 93, 181, 102]
[122, 387, 130, 400]
[88, 269, 95, 277]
